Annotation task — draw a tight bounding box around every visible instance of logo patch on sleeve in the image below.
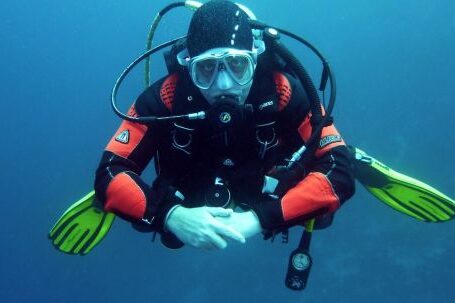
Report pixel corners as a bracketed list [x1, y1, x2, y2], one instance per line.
[319, 135, 342, 148]
[115, 130, 130, 144]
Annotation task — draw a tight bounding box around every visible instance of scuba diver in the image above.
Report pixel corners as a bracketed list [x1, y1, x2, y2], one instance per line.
[49, 0, 455, 292]
[93, 0, 355, 250]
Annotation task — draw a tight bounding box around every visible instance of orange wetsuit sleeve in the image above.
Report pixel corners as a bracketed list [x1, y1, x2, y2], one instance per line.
[94, 103, 160, 224]
[94, 74, 183, 229]
[252, 73, 355, 230]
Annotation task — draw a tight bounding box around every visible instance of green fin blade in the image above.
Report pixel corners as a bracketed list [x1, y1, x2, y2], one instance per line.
[49, 191, 116, 255]
[351, 147, 455, 223]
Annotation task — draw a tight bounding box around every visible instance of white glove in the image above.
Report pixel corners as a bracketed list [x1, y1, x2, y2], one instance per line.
[215, 210, 262, 238]
[164, 205, 246, 250]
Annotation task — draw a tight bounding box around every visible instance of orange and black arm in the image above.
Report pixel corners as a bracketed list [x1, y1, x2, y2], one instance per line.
[252, 73, 356, 230]
[94, 75, 182, 229]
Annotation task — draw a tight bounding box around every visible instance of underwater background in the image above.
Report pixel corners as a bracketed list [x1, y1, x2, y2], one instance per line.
[1, 0, 454, 302]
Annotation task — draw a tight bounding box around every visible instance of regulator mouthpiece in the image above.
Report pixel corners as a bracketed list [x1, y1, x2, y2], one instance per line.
[206, 96, 253, 130]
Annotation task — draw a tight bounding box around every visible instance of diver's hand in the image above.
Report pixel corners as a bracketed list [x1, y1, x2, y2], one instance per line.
[216, 210, 262, 238]
[164, 205, 246, 250]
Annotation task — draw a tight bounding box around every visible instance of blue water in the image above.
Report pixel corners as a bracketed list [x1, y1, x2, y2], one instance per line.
[1, 0, 454, 302]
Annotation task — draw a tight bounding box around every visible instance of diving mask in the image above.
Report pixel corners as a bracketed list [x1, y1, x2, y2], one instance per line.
[178, 43, 265, 90]
[189, 49, 256, 89]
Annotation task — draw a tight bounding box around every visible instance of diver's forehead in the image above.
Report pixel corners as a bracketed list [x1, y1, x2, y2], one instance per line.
[199, 47, 244, 57]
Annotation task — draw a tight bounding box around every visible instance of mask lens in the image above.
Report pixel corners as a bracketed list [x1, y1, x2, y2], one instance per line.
[225, 55, 253, 85]
[193, 58, 218, 88]
[190, 51, 255, 89]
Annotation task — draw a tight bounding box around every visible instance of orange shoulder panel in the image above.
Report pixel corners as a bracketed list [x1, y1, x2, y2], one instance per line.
[273, 71, 292, 111]
[106, 104, 148, 159]
[160, 73, 179, 112]
[297, 108, 345, 158]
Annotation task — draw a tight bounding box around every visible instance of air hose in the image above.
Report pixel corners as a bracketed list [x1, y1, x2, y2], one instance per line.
[144, 1, 201, 88]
